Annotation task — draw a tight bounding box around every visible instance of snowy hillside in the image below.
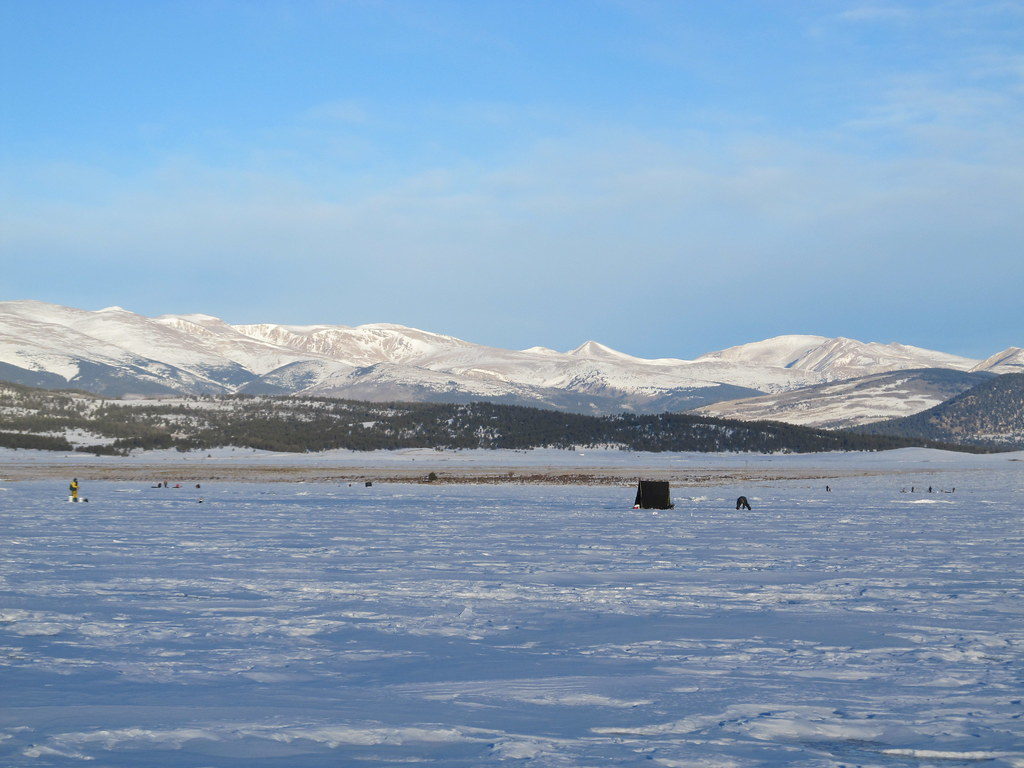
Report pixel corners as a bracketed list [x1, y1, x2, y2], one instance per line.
[861, 373, 1024, 448]
[971, 347, 1024, 374]
[0, 301, 1014, 422]
[695, 369, 995, 429]
[696, 335, 977, 378]
[694, 334, 830, 367]
[0, 381, 938, 455]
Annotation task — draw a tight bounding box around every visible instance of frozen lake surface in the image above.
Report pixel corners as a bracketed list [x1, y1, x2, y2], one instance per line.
[2, 466, 1022, 766]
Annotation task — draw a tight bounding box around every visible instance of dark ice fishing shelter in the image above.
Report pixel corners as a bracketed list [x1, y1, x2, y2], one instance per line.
[634, 480, 674, 510]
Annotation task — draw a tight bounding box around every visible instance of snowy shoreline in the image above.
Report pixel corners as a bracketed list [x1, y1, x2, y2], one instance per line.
[0, 446, 1019, 484]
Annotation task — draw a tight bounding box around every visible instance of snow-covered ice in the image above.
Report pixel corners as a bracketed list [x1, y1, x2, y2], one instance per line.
[1, 464, 1022, 766]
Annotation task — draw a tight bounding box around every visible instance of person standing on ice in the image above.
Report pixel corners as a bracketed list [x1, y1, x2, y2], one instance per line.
[69, 478, 79, 502]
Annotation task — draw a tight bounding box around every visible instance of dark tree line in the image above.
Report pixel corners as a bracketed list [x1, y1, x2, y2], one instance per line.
[0, 431, 74, 451]
[0, 382, 999, 455]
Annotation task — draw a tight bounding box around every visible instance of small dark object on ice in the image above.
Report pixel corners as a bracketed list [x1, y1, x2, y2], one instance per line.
[736, 496, 752, 511]
[633, 480, 673, 510]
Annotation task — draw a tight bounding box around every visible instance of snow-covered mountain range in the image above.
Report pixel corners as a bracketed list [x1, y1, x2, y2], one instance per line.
[0, 300, 1017, 426]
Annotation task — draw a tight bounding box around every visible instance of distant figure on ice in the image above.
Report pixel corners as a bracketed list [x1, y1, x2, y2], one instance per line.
[825, 485, 831, 492]
[736, 496, 751, 511]
[69, 478, 79, 502]
[928, 486, 933, 493]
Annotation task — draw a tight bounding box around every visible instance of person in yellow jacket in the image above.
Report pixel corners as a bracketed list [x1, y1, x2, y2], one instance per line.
[69, 478, 79, 501]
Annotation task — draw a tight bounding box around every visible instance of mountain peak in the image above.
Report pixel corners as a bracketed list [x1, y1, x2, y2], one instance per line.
[160, 312, 223, 323]
[696, 335, 830, 367]
[356, 322, 419, 331]
[568, 341, 634, 360]
[696, 334, 980, 377]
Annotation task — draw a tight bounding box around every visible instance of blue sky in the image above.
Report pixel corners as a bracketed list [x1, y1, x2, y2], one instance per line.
[1, 0, 1021, 358]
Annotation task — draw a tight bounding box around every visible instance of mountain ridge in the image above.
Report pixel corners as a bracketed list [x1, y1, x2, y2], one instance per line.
[0, 301, 1015, 423]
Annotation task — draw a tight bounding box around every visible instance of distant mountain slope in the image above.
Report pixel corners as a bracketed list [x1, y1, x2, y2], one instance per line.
[971, 347, 1024, 374]
[695, 336, 977, 380]
[694, 369, 995, 429]
[0, 381, 979, 455]
[860, 373, 1024, 448]
[693, 335, 831, 367]
[0, 301, 1013, 418]
[0, 301, 301, 395]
